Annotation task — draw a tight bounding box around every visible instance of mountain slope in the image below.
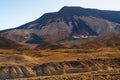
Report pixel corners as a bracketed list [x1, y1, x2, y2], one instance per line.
[0, 6, 120, 43]
[82, 32, 120, 49]
[0, 36, 22, 49]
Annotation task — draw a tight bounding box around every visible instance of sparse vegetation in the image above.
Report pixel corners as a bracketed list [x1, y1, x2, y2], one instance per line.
[0, 46, 119, 80]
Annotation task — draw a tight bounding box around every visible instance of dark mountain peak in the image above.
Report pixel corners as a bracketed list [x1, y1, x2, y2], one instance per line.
[35, 6, 84, 23]
[58, 6, 88, 16]
[59, 6, 84, 12]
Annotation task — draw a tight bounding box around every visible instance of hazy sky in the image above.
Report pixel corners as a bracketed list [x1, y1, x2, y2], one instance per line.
[0, 0, 120, 30]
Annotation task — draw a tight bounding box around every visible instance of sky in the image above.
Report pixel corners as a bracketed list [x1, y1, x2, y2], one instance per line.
[0, 0, 120, 30]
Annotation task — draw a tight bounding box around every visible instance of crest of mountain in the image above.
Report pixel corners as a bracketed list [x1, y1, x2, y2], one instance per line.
[0, 6, 120, 43]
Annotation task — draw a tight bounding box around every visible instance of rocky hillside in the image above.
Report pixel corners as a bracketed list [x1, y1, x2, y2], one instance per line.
[81, 32, 120, 49]
[35, 41, 66, 50]
[0, 6, 120, 43]
[0, 36, 21, 49]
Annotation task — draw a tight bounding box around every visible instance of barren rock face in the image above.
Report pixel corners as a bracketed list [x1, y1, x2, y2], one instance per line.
[79, 16, 118, 34]
[0, 66, 36, 79]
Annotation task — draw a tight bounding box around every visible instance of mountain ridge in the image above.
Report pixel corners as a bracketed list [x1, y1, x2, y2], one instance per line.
[0, 6, 120, 43]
